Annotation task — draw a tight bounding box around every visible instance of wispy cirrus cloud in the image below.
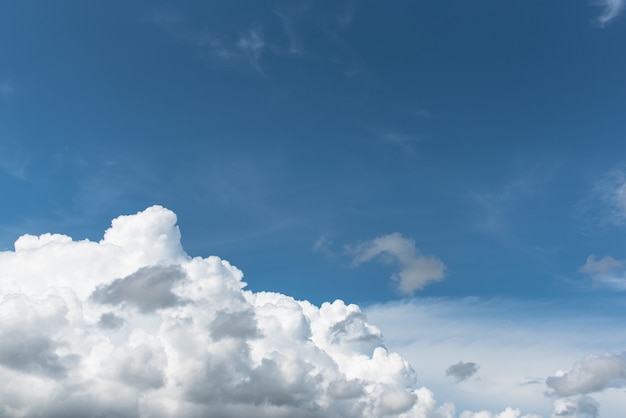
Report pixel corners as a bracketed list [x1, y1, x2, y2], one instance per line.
[578, 254, 626, 290]
[236, 27, 267, 72]
[594, 167, 626, 227]
[276, 10, 304, 56]
[148, 10, 267, 73]
[594, 0, 625, 27]
[576, 166, 626, 234]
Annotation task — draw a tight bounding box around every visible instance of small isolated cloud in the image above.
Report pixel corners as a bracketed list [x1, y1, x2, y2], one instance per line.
[546, 352, 626, 397]
[551, 395, 599, 418]
[348, 232, 446, 294]
[446, 361, 479, 383]
[578, 255, 626, 290]
[594, 0, 625, 26]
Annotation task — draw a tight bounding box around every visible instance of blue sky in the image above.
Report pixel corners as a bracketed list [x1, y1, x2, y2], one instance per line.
[3, 1, 626, 305]
[1, 2, 626, 416]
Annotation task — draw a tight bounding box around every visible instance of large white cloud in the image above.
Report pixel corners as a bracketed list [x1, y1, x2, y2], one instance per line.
[1, 206, 468, 417]
[6, 206, 623, 417]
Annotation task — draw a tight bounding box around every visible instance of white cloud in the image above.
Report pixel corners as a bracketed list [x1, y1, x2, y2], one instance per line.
[0, 206, 460, 417]
[348, 232, 446, 294]
[594, 0, 625, 26]
[3, 206, 625, 417]
[578, 255, 626, 290]
[546, 353, 626, 397]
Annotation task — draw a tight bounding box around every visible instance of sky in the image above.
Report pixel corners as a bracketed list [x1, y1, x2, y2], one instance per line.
[1, 1, 626, 417]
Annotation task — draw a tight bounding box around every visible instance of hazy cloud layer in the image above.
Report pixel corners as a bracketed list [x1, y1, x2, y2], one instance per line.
[349, 232, 446, 294]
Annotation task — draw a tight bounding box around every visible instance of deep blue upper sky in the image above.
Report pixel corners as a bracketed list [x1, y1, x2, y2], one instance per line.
[2, 0, 626, 306]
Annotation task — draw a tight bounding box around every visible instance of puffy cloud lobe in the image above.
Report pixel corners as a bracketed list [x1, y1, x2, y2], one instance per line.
[0, 206, 462, 418]
[349, 232, 446, 294]
[446, 361, 479, 383]
[545, 352, 626, 397]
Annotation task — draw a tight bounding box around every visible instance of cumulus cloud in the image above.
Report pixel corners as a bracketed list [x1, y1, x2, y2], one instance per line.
[446, 361, 479, 383]
[594, 0, 625, 26]
[348, 232, 446, 294]
[0, 205, 465, 417]
[578, 254, 626, 290]
[546, 352, 626, 397]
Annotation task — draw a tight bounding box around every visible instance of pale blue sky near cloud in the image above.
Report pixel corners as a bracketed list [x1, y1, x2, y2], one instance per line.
[1, 2, 626, 415]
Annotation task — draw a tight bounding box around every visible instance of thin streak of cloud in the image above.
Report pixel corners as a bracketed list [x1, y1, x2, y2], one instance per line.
[276, 11, 303, 55]
[594, 0, 625, 26]
[148, 10, 267, 72]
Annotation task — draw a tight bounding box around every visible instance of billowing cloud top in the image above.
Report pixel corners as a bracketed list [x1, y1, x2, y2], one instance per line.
[0, 206, 459, 417]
